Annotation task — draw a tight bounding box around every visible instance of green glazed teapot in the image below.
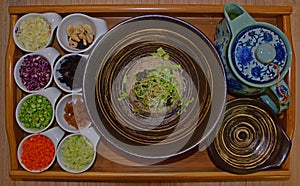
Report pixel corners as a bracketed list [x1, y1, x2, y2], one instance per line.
[215, 3, 293, 114]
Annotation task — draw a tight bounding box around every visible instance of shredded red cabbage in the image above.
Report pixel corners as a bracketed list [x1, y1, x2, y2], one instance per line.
[19, 54, 51, 91]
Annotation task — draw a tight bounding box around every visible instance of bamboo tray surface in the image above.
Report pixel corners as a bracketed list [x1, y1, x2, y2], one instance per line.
[5, 4, 295, 181]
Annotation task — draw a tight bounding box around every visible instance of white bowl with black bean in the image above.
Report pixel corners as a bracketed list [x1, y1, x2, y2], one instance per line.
[53, 53, 88, 93]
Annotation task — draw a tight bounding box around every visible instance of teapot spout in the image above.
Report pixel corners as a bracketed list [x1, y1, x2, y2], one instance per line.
[224, 3, 256, 36]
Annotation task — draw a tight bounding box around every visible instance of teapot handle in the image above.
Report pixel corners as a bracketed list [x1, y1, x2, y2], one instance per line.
[224, 3, 256, 36]
[260, 80, 291, 114]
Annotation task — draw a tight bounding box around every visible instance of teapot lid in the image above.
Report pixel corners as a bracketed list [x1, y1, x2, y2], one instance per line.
[228, 24, 292, 88]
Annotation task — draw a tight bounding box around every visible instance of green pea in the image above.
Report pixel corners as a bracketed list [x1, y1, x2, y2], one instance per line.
[18, 95, 53, 130]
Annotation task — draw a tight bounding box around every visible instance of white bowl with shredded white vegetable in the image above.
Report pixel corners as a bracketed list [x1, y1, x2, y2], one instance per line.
[57, 127, 100, 173]
[13, 12, 62, 52]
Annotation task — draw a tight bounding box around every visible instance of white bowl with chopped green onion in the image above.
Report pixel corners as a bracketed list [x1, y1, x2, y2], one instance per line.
[13, 12, 62, 52]
[57, 127, 99, 173]
[15, 87, 62, 133]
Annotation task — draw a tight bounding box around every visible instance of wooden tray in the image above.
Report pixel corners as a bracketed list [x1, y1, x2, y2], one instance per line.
[5, 4, 295, 181]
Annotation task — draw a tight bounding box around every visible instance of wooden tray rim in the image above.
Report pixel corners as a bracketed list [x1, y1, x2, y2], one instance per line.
[5, 4, 295, 181]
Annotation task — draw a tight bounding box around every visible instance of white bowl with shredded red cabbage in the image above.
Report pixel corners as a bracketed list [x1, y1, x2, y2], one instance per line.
[13, 12, 62, 52]
[14, 47, 60, 93]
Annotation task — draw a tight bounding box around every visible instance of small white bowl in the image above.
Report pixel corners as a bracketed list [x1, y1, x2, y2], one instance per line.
[56, 13, 108, 53]
[17, 126, 65, 173]
[13, 12, 62, 52]
[15, 87, 61, 133]
[14, 47, 60, 93]
[57, 127, 100, 173]
[55, 93, 91, 133]
[54, 53, 88, 93]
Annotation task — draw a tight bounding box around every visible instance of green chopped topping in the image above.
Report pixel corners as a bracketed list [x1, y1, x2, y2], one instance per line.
[118, 47, 194, 113]
[178, 97, 195, 112]
[117, 88, 129, 101]
[122, 75, 128, 84]
[151, 47, 170, 60]
[60, 135, 94, 172]
[133, 64, 180, 110]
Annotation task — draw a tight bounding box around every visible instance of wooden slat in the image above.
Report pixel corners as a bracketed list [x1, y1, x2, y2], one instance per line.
[8, 4, 292, 15]
[5, 14, 19, 170]
[9, 170, 291, 181]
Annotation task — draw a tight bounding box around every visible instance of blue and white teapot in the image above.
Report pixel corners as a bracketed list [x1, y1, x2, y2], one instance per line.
[215, 3, 292, 114]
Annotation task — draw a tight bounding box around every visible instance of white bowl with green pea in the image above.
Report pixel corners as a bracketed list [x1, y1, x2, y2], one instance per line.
[15, 87, 61, 133]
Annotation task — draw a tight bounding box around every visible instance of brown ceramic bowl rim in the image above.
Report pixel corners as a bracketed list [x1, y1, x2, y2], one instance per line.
[83, 15, 227, 159]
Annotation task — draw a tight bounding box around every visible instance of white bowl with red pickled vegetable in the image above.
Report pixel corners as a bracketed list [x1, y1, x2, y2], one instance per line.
[14, 47, 60, 93]
[13, 12, 62, 52]
[17, 127, 65, 173]
[15, 87, 61, 133]
[18, 134, 56, 173]
[55, 93, 91, 133]
[54, 53, 88, 93]
[56, 13, 108, 53]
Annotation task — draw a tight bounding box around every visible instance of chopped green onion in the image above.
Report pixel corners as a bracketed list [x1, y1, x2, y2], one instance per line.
[60, 135, 94, 171]
[151, 47, 169, 60]
[118, 88, 129, 101]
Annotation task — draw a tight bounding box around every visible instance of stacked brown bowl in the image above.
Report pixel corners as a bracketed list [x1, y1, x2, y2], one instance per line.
[83, 15, 227, 159]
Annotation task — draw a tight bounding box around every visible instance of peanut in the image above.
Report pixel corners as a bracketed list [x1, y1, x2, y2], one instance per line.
[67, 23, 94, 48]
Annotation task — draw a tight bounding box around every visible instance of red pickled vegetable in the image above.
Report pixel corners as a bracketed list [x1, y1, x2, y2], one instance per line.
[19, 54, 51, 91]
[20, 134, 55, 171]
[63, 99, 90, 129]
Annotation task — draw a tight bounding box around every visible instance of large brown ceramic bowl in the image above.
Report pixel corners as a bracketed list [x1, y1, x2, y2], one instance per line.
[83, 15, 226, 159]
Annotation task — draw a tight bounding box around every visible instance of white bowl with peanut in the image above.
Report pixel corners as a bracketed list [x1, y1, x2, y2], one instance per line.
[56, 13, 108, 53]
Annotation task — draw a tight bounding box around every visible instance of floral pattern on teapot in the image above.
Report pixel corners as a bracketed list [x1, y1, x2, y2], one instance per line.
[215, 19, 263, 95]
[231, 26, 289, 85]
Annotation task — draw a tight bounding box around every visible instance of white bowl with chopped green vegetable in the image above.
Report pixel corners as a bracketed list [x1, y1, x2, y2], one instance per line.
[15, 87, 62, 133]
[13, 12, 62, 52]
[57, 127, 99, 173]
[14, 47, 60, 93]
